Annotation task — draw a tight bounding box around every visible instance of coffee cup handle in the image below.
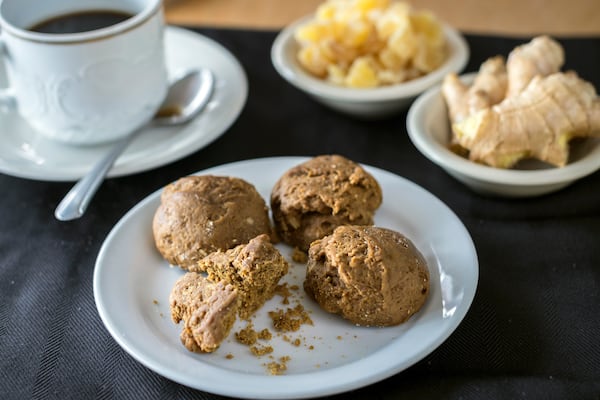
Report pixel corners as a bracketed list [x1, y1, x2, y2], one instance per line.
[0, 33, 17, 110]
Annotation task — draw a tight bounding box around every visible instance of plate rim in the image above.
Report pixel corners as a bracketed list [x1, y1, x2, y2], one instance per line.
[94, 156, 479, 399]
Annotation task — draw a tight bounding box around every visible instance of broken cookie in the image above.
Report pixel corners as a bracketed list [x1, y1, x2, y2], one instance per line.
[191, 234, 289, 320]
[169, 272, 239, 353]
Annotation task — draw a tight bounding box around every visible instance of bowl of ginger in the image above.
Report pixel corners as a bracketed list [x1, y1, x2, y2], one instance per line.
[407, 36, 600, 197]
[271, 0, 469, 119]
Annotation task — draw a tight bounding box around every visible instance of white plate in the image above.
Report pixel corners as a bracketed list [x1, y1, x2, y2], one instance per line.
[0, 26, 247, 181]
[94, 157, 478, 399]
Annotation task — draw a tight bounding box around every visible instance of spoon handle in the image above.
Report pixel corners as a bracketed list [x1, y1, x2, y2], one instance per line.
[54, 131, 138, 221]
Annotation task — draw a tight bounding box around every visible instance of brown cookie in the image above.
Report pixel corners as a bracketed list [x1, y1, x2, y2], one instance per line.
[270, 155, 382, 251]
[304, 225, 429, 327]
[192, 234, 289, 320]
[169, 272, 239, 353]
[153, 175, 272, 269]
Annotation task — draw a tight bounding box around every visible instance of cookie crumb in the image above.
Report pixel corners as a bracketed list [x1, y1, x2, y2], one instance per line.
[265, 356, 292, 375]
[251, 345, 274, 356]
[274, 283, 292, 305]
[225, 353, 234, 359]
[265, 362, 286, 375]
[235, 322, 258, 346]
[269, 304, 313, 332]
[291, 248, 308, 263]
[258, 328, 272, 340]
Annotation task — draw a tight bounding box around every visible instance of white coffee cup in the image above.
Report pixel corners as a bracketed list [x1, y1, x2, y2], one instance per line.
[0, 0, 168, 145]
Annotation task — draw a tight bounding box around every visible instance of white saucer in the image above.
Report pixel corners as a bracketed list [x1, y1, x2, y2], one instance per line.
[0, 26, 247, 181]
[94, 157, 479, 399]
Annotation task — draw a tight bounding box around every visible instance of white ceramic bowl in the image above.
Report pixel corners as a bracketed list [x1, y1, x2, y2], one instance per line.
[407, 73, 600, 197]
[271, 16, 469, 119]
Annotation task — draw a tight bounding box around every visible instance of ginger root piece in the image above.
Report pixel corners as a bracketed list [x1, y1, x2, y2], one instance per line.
[442, 36, 563, 127]
[443, 56, 507, 125]
[442, 56, 507, 154]
[442, 35, 599, 168]
[506, 35, 564, 98]
[453, 72, 600, 168]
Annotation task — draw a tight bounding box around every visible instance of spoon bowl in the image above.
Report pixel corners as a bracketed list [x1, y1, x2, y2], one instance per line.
[54, 68, 215, 221]
[154, 68, 214, 125]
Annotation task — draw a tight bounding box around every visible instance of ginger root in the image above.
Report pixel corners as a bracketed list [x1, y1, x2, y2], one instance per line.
[453, 72, 600, 168]
[506, 35, 564, 97]
[442, 56, 507, 125]
[442, 36, 600, 168]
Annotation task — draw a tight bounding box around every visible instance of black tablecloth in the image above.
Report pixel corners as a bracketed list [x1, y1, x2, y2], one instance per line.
[1, 27, 599, 400]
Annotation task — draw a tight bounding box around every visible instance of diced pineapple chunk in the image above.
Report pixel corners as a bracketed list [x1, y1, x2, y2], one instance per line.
[345, 57, 379, 88]
[295, 0, 448, 88]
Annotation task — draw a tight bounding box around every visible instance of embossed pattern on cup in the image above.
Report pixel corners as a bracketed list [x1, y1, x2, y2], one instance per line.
[0, 0, 168, 145]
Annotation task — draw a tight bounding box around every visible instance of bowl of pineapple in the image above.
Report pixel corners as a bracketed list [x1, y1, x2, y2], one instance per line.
[407, 36, 600, 197]
[271, 0, 469, 119]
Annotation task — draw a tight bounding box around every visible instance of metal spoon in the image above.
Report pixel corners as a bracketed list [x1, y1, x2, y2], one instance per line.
[54, 68, 215, 221]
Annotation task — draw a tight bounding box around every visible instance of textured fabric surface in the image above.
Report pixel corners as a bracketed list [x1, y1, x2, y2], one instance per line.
[0, 28, 599, 400]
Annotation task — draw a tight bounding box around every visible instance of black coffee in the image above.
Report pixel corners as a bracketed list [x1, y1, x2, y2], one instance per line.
[29, 10, 133, 34]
